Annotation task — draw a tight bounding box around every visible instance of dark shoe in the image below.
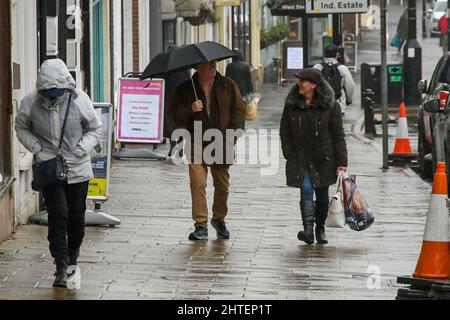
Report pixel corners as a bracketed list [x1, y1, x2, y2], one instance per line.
[315, 226, 328, 245]
[211, 219, 230, 240]
[315, 202, 329, 245]
[68, 249, 80, 266]
[188, 226, 209, 241]
[298, 201, 315, 245]
[69, 255, 78, 266]
[53, 265, 68, 288]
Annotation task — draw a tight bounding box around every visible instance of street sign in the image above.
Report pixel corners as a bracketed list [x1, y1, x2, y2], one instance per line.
[269, 0, 307, 17]
[306, 0, 370, 14]
[388, 65, 403, 83]
[388, 65, 403, 75]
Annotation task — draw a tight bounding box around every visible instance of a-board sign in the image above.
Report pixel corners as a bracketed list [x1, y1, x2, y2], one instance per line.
[282, 40, 304, 82]
[117, 78, 165, 144]
[88, 103, 113, 201]
[306, 0, 370, 14]
[343, 41, 358, 72]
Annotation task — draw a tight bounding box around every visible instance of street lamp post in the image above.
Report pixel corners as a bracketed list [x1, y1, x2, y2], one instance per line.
[333, 13, 342, 46]
[381, 0, 388, 169]
[422, 0, 427, 38]
[403, 0, 422, 106]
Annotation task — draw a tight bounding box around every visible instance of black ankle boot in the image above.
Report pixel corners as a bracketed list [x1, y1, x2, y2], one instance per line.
[68, 249, 80, 266]
[315, 226, 328, 244]
[315, 202, 329, 245]
[69, 255, 78, 266]
[53, 264, 68, 288]
[298, 201, 315, 245]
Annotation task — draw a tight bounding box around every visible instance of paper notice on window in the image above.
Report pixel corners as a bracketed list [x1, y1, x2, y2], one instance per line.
[287, 47, 303, 70]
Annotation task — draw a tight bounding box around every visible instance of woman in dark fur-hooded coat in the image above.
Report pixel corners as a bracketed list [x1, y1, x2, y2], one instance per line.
[280, 68, 348, 246]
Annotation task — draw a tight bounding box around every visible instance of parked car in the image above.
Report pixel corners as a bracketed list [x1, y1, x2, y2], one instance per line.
[428, 0, 447, 37]
[418, 53, 450, 187]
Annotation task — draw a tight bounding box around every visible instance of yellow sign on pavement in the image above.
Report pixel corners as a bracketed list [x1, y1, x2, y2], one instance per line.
[88, 178, 108, 198]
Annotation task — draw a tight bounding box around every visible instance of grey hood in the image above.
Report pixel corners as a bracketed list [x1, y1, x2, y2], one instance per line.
[36, 59, 76, 92]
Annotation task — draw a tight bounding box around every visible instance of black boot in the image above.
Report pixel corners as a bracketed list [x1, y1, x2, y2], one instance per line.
[315, 202, 329, 245]
[53, 262, 68, 288]
[68, 249, 80, 266]
[297, 201, 315, 245]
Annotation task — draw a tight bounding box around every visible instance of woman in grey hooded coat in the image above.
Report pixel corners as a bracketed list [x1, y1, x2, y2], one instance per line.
[15, 59, 102, 287]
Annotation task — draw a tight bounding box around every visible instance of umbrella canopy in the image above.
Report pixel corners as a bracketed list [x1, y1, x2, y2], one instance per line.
[140, 41, 237, 80]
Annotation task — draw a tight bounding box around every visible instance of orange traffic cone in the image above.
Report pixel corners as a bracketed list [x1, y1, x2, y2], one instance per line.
[389, 103, 418, 164]
[393, 103, 412, 155]
[413, 162, 450, 279]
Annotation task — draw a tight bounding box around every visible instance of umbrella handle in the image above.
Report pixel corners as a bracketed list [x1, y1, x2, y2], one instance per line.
[190, 77, 199, 101]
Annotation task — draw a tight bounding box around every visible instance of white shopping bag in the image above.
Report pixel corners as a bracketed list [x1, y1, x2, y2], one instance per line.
[326, 172, 346, 228]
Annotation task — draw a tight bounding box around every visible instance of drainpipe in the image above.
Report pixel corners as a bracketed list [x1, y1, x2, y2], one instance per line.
[39, 0, 47, 65]
[58, 0, 67, 62]
[149, 0, 162, 59]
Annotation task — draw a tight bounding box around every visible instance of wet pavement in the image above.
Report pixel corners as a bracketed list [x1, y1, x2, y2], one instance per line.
[0, 79, 433, 300]
[0, 2, 439, 301]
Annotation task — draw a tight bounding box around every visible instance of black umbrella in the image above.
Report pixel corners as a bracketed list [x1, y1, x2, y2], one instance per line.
[140, 41, 237, 100]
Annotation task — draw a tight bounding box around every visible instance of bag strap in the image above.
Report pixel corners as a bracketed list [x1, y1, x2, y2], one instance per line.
[336, 171, 343, 194]
[58, 92, 73, 153]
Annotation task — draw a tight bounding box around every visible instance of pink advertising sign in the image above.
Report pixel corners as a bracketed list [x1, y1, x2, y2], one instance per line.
[117, 78, 165, 143]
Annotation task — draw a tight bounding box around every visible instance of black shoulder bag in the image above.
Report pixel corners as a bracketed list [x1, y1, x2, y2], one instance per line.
[31, 94, 72, 192]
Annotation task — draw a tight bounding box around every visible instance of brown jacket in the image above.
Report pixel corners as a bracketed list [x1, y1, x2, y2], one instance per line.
[280, 81, 348, 188]
[170, 72, 245, 165]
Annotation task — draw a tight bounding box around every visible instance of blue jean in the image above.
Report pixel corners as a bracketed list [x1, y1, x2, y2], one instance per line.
[301, 171, 330, 206]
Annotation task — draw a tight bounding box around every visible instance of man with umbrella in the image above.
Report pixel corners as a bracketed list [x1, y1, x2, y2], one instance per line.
[141, 42, 245, 241]
[162, 46, 191, 159]
[170, 60, 245, 241]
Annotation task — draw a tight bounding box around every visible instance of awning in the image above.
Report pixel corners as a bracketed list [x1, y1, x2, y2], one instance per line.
[267, 0, 306, 17]
[215, 0, 241, 6]
[175, 0, 208, 18]
[161, 0, 177, 20]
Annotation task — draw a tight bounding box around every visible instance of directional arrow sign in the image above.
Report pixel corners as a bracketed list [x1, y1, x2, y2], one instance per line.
[306, 0, 370, 14]
[388, 66, 403, 75]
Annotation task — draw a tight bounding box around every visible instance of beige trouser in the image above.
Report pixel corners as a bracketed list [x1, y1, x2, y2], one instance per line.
[189, 164, 230, 228]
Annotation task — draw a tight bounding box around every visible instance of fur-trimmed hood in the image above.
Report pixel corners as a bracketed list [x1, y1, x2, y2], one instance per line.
[285, 80, 336, 110]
